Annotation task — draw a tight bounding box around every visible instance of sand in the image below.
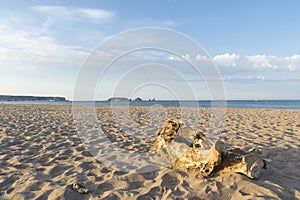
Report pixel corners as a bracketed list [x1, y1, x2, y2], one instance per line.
[0, 104, 299, 199]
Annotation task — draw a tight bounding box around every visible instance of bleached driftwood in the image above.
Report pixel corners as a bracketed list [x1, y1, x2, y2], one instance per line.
[151, 119, 181, 151]
[217, 148, 266, 179]
[151, 119, 267, 179]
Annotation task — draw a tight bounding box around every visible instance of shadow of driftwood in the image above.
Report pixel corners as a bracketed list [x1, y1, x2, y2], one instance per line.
[208, 146, 300, 199]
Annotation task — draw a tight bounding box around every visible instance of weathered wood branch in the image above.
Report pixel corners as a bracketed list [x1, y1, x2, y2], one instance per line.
[151, 119, 267, 179]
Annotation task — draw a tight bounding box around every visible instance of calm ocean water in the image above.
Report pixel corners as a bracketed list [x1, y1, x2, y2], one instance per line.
[2, 100, 300, 110]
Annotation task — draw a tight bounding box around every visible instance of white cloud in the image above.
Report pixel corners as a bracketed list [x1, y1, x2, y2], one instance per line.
[210, 53, 300, 71]
[32, 5, 115, 22]
[213, 53, 240, 67]
[182, 53, 190, 60]
[246, 55, 280, 69]
[195, 54, 208, 61]
[168, 55, 185, 61]
[168, 56, 177, 61]
[166, 53, 300, 72]
[246, 54, 300, 71]
[256, 75, 265, 80]
[168, 53, 203, 61]
[284, 55, 300, 71]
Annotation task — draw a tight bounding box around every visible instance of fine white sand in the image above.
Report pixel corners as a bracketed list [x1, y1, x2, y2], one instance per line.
[0, 104, 299, 199]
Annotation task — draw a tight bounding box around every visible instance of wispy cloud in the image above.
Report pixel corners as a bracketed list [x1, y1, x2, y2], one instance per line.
[163, 20, 177, 26]
[0, 5, 116, 72]
[32, 5, 115, 22]
[77, 8, 115, 20]
[0, 22, 88, 71]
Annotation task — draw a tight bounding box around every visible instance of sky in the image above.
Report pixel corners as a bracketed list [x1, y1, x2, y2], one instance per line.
[0, 0, 300, 100]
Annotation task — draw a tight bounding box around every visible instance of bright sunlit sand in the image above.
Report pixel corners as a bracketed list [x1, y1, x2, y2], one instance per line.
[0, 104, 299, 199]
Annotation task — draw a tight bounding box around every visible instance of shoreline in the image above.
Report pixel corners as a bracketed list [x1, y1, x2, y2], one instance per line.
[1, 102, 300, 111]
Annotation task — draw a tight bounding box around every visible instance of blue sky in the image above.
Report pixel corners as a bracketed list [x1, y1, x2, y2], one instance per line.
[0, 0, 300, 100]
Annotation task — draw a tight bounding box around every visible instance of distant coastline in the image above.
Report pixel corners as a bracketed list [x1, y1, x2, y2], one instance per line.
[1, 97, 299, 109]
[107, 97, 129, 101]
[107, 97, 145, 101]
[0, 95, 67, 102]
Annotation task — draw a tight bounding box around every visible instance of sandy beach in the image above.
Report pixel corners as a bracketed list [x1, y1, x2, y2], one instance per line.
[0, 104, 299, 199]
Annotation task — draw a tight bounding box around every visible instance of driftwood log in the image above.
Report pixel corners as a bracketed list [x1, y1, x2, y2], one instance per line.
[151, 120, 267, 179]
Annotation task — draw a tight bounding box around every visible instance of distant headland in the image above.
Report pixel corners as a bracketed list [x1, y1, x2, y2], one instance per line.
[107, 97, 129, 101]
[0, 95, 68, 102]
[107, 97, 155, 101]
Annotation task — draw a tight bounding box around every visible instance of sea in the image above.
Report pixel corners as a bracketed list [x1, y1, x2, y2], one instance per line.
[1, 100, 300, 110]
